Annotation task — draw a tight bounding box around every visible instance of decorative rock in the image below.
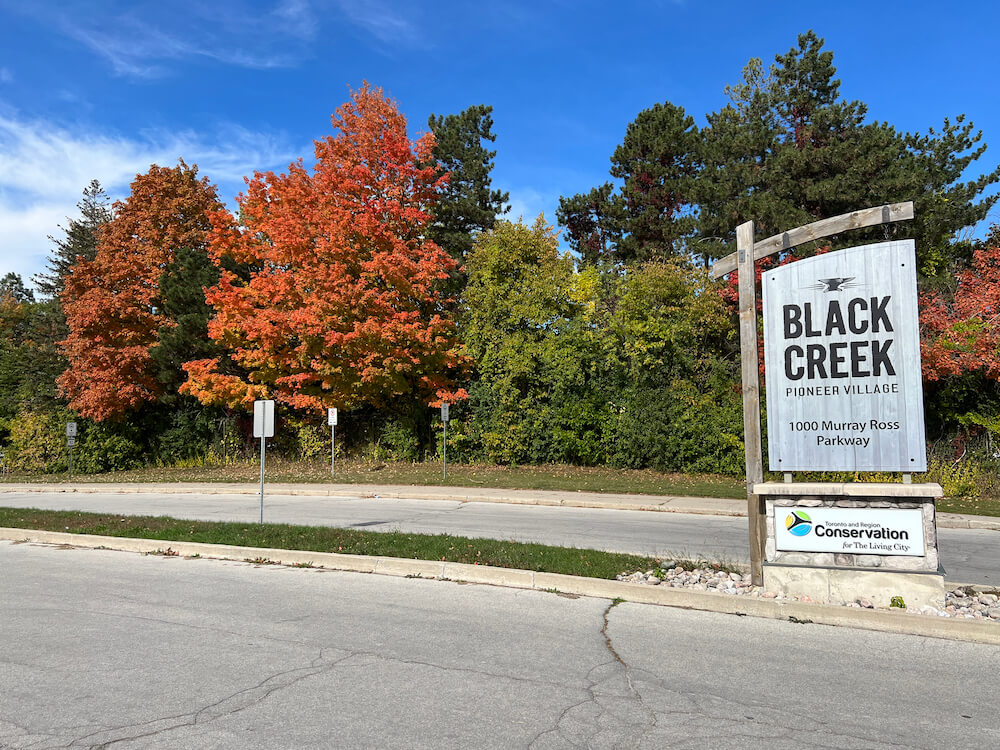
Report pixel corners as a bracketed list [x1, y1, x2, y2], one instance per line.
[613, 562, 999, 624]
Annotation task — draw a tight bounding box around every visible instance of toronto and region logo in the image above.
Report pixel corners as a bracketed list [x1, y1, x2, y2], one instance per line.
[785, 511, 813, 536]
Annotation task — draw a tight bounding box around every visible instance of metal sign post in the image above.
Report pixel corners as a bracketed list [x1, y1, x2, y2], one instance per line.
[253, 400, 275, 524]
[327, 408, 338, 477]
[441, 403, 449, 480]
[66, 422, 77, 480]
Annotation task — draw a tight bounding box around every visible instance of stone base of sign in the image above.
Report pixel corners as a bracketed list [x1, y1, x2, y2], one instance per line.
[763, 563, 945, 610]
[757, 481, 944, 608]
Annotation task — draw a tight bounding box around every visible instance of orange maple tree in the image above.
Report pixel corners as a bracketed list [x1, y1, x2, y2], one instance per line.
[59, 162, 222, 420]
[182, 84, 468, 414]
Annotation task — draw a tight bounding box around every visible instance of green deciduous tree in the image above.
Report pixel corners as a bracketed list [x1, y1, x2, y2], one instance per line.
[460, 217, 743, 473]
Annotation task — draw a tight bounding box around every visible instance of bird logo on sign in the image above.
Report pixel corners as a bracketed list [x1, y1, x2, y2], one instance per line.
[809, 277, 857, 292]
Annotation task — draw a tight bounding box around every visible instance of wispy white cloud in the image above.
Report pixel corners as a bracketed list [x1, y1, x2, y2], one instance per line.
[0, 113, 299, 287]
[17, 0, 318, 78]
[334, 0, 427, 49]
[8, 0, 427, 76]
[0, 68, 11, 84]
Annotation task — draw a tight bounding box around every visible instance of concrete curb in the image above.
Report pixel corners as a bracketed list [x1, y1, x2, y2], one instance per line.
[3, 527, 998, 646]
[1, 482, 996, 530]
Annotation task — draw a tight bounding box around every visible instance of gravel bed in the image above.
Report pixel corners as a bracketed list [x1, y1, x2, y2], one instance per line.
[616, 565, 1000, 622]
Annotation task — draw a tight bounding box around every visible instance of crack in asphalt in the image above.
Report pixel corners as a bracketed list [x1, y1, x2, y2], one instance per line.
[528, 600, 660, 750]
[4, 638, 591, 750]
[47, 648, 353, 750]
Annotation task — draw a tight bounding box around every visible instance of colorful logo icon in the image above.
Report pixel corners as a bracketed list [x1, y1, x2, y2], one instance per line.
[785, 511, 812, 537]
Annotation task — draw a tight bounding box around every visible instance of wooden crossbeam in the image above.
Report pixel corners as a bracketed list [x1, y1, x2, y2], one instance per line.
[709, 202, 914, 280]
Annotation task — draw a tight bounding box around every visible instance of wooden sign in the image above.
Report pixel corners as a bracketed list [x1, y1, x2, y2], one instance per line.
[762, 240, 926, 472]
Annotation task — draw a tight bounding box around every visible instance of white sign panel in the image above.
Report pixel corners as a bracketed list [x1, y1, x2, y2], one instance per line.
[66, 422, 77, 437]
[253, 400, 275, 438]
[441, 403, 449, 422]
[327, 408, 338, 426]
[776, 507, 925, 556]
[762, 240, 926, 472]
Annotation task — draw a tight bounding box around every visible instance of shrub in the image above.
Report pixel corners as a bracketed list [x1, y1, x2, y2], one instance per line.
[295, 422, 328, 460]
[75, 422, 144, 474]
[4, 409, 67, 473]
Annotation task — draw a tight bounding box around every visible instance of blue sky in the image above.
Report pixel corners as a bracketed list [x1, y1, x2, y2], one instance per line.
[1, 0, 998, 288]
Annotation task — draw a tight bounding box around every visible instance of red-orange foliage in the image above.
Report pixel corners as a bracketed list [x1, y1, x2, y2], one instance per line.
[59, 162, 222, 420]
[920, 238, 1000, 383]
[182, 84, 468, 414]
[719, 247, 830, 377]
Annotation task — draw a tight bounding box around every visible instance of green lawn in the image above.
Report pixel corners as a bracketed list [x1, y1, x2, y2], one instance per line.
[0, 507, 726, 579]
[3, 458, 998, 516]
[1, 458, 748, 499]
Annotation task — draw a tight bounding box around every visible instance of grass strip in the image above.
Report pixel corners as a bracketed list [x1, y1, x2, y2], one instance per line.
[0, 459, 748, 500]
[0, 506, 669, 580]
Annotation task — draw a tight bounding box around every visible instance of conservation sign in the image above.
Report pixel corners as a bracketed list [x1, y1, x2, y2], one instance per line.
[762, 240, 926, 472]
[776, 507, 925, 556]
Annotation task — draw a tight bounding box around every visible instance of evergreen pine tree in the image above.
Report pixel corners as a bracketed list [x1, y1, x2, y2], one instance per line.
[610, 102, 701, 262]
[556, 183, 625, 265]
[34, 180, 112, 298]
[427, 105, 509, 265]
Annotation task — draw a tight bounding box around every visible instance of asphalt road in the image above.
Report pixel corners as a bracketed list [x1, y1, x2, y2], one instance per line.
[1, 541, 998, 749]
[1, 490, 998, 584]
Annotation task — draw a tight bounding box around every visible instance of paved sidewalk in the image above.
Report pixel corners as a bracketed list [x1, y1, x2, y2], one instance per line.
[2, 481, 997, 531]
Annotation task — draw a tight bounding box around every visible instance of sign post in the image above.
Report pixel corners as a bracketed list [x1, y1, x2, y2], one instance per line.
[253, 400, 275, 524]
[440, 403, 449, 480]
[66, 422, 77, 480]
[736, 221, 765, 585]
[328, 407, 338, 477]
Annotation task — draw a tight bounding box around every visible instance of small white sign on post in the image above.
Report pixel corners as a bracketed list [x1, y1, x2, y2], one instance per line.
[253, 400, 275, 438]
[253, 399, 275, 523]
[441, 403, 449, 422]
[327, 408, 338, 426]
[66, 422, 77, 437]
